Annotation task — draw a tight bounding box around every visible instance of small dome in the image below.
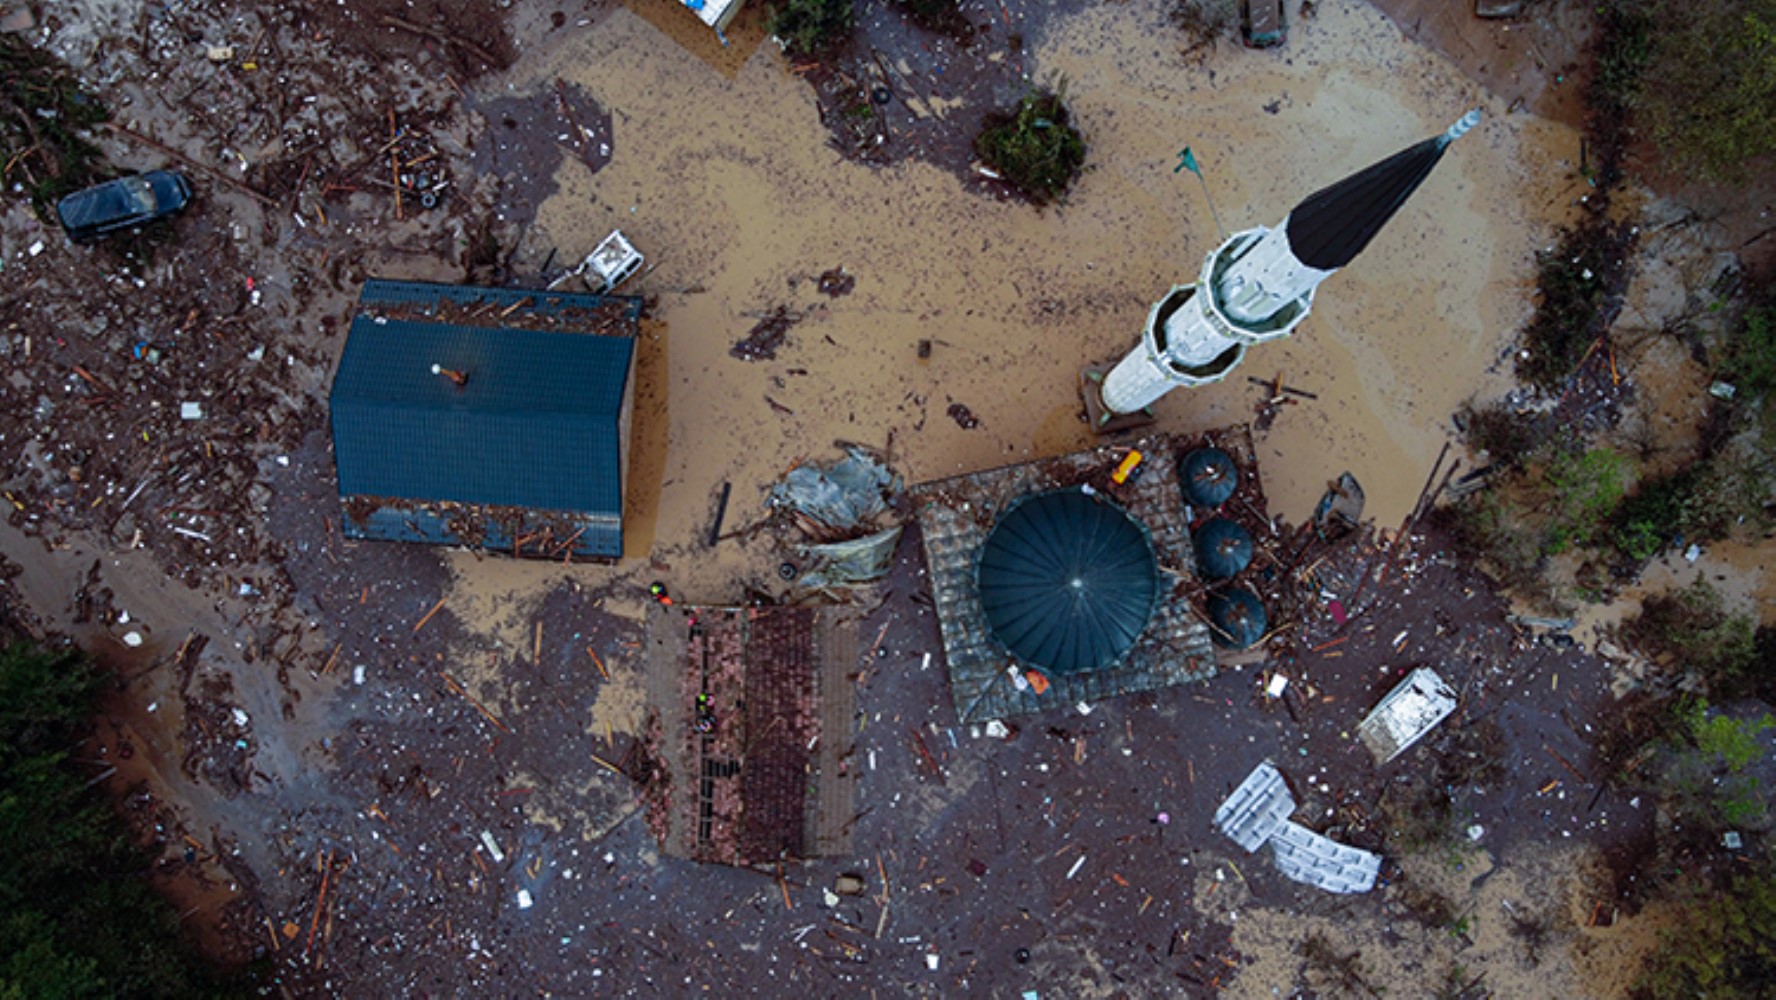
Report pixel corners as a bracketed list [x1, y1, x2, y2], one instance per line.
[976, 490, 1160, 675]
[1206, 588, 1267, 650]
[1193, 517, 1254, 580]
[1179, 448, 1239, 508]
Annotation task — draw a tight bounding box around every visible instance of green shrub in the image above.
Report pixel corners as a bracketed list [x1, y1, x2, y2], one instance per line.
[975, 84, 1087, 205]
[1516, 218, 1637, 391]
[1725, 306, 1776, 399]
[1611, 456, 1767, 561]
[1457, 400, 1542, 468]
[768, 0, 855, 58]
[1685, 702, 1775, 773]
[1542, 447, 1631, 554]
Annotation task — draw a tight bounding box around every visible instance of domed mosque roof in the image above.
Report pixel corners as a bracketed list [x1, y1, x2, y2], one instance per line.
[1207, 587, 1268, 650]
[975, 489, 1161, 675]
[1179, 447, 1240, 508]
[1194, 517, 1254, 581]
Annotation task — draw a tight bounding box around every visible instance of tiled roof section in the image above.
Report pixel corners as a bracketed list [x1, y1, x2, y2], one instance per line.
[914, 430, 1264, 723]
[643, 604, 858, 866]
[737, 607, 815, 860]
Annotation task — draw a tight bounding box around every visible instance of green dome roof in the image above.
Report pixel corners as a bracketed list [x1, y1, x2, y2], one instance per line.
[976, 490, 1160, 675]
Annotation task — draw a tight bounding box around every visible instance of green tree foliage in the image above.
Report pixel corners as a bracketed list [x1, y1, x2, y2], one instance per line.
[1684, 701, 1774, 773]
[0, 642, 255, 998]
[974, 84, 1087, 205]
[1625, 579, 1760, 696]
[1632, 0, 1776, 181]
[767, 0, 855, 58]
[1727, 306, 1776, 399]
[1639, 869, 1776, 998]
[0, 35, 112, 217]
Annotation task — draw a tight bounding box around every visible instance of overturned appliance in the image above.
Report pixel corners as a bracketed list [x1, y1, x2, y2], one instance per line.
[1358, 667, 1457, 764]
[550, 230, 645, 294]
[1214, 761, 1380, 894]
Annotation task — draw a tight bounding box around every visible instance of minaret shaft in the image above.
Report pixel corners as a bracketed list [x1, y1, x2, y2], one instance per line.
[1094, 110, 1479, 423]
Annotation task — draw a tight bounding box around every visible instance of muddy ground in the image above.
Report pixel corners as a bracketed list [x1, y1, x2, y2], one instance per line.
[0, 0, 1766, 996]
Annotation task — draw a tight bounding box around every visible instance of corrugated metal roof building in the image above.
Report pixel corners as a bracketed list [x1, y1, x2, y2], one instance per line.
[328, 279, 641, 560]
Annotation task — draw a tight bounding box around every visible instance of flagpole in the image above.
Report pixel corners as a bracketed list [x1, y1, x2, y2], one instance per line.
[1176, 147, 1226, 240]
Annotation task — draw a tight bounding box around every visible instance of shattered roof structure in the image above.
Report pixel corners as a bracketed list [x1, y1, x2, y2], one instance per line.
[914, 430, 1267, 723]
[1358, 667, 1458, 763]
[328, 279, 641, 559]
[640, 604, 858, 866]
[1214, 762, 1381, 894]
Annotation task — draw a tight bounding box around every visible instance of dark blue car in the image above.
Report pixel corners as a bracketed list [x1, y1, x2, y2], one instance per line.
[55, 170, 192, 242]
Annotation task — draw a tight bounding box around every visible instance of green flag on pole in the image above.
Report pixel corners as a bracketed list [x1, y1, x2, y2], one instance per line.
[1175, 147, 1201, 176]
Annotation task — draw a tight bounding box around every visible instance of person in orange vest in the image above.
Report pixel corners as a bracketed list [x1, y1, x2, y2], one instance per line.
[649, 582, 674, 606]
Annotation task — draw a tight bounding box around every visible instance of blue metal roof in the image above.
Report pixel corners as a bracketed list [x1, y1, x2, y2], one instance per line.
[329, 280, 638, 558]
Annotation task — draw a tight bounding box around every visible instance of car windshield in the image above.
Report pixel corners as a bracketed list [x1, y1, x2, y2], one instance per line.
[120, 176, 157, 213]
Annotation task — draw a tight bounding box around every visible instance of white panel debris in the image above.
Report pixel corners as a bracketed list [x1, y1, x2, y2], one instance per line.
[1214, 761, 1381, 894]
[1268, 821, 1381, 894]
[1212, 761, 1294, 852]
[1357, 667, 1458, 763]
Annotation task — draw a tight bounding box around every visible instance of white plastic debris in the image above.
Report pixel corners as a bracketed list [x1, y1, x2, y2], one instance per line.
[1266, 673, 1290, 698]
[122, 631, 143, 647]
[231, 708, 249, 727]
[180, 402, 203, 420]
[1076, 702, 1094, 715]
[479, 830, 505, 862]
[924, 953, 939, 971]
[517, 889, 534, 909]
[1684, 543, 1702, 563]
[1008, 666, 1029, 692]
[28, 240, 45, 257]
[1724, 831, 1743, 850]
[823, 890, 840, 907]
[146, 701, 159, 713]
[984, 720, 1010, 740]
[1467, 824, 1485, 841]
[1066, 855, 1086, 880]
[206, 45, 235, 62]
[353, 664, 366, 686]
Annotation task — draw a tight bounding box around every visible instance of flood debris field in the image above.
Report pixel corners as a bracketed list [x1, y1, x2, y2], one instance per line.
[0, 0, 1750, 996]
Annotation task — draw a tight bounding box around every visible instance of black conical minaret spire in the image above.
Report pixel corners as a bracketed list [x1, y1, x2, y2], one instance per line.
[1284, 109, 1481, 271]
